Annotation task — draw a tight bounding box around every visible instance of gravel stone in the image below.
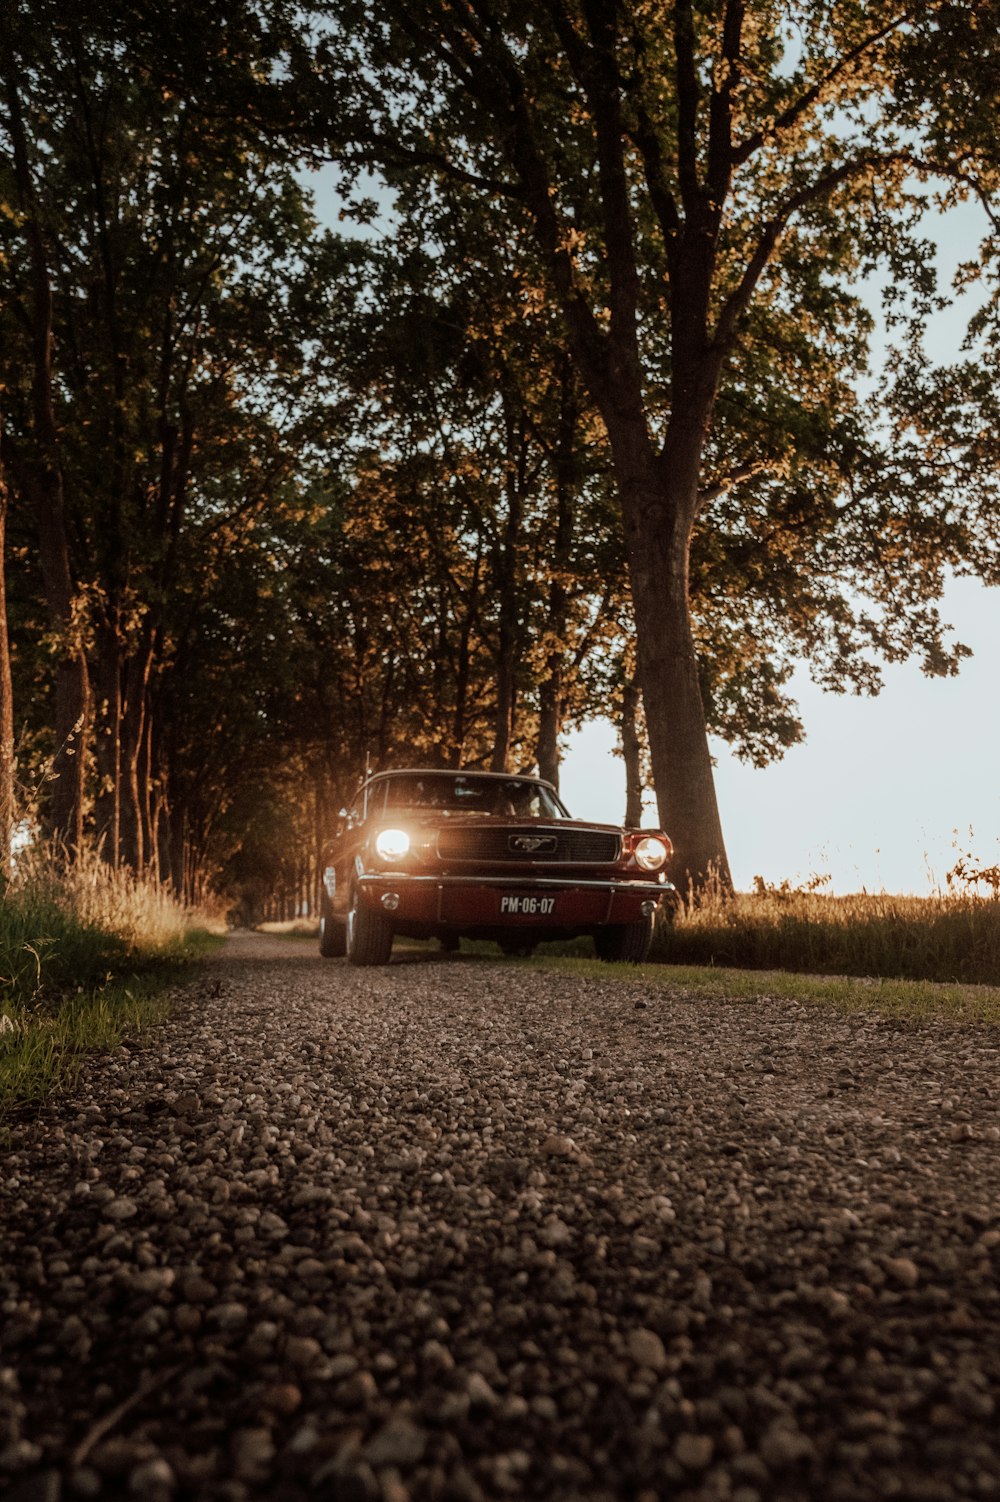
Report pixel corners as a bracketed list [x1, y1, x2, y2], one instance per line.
[673, 1432, 714, 1470]
[626, 1328, 667, 1372]
[363, 1417, 427, 1468]
[1, 931, 999, 1501]
[128, 1455, 176, 1496]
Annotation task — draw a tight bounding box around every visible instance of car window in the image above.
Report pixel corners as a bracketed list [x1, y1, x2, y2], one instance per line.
[381, 774, 565, 818]
[364, 780, 387, 819]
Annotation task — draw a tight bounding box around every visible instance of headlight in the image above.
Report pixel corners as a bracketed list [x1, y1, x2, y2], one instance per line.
[374, 827, 410, 861]
[634, 835, 669, 872]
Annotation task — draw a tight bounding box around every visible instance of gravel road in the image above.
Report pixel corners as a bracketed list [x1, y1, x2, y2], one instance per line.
[2, 932, 999, 1502]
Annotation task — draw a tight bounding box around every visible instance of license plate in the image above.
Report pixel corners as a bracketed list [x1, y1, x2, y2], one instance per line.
[499, 894, 556, 916]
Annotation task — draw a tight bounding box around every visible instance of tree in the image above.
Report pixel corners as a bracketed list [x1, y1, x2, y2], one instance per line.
[1, 0, 341, 884]
[305, 0, 999, 887]
[309, 219, 628, 783]
[0, 417, 14, 873]
[0, 16, 89, 849]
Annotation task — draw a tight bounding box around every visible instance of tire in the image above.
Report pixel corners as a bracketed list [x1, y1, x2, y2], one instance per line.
[346, 886, 394, 967]
[594, 916, 654, 964]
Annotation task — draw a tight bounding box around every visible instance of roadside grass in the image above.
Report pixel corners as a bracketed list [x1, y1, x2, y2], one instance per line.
[530, 954, 1000, 1025]
[257, 918, 320, 937]
[1, 855, 223, 1116]
[652, 885, 1000, 987]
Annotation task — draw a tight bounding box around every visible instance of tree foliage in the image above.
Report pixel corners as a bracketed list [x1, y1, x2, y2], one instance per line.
[1, 0, 999, 911]
[299, 0, 1000, 886]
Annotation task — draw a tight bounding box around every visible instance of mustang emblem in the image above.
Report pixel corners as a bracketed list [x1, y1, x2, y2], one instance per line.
[510, 834, 557, 854]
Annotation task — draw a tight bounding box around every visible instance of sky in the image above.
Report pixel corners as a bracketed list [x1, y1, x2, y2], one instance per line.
[562, 201, 998, 895]
[312, 155, 997, 899]
[561, 572, 1000, 895]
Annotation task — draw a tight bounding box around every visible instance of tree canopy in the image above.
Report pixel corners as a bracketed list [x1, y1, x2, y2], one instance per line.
[301, 0, 1000, 885]
[2, 0, 999, 910]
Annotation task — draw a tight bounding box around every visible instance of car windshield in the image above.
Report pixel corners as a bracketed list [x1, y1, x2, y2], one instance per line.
[379, 773, 567, 819]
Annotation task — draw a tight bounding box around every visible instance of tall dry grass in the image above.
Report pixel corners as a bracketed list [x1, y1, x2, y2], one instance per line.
[1, 848, 223, 1113]
[655, 878, 1000, 985]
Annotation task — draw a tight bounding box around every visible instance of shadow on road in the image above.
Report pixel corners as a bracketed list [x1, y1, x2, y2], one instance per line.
[220, 930, 496, 968]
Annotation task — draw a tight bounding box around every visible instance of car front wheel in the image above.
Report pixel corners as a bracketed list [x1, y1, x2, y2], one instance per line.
[346, 887, 394, 967]
[594, 917, 653, 964]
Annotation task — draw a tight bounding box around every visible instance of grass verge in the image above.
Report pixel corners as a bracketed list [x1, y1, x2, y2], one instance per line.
[530, 954, 1000, 1025]
[1, 857, 222, 1116]
[651, 885, 1000, 987]
[257, 919, 320, 938]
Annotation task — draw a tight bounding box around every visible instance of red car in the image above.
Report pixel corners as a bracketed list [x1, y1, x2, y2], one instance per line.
[319, 768, 673, 967]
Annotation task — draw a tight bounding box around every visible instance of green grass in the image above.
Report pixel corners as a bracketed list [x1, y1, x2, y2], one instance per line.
[1, 860, 221, 1116]
[2, 973, 168, 1114]
[530, 954, 1000, 1025]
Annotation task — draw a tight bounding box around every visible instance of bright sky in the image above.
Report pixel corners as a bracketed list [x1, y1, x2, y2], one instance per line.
[313, 160, 997, 897]
[562, 573, 1000, 895]
[563, 200, 999, 895]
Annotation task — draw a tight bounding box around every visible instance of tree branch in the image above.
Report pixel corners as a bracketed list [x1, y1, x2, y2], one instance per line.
[697, 458, 773, 508]
[673, 0, 701, 209]
[578, 0, 642, 351]
[624, 98, 681, 263]
[733, 10, 914, 167]
[714, 150, 918, 350]
[340, 136, 515, 199]
[706, 0, 743, 201]
[445, 0, 613, 404]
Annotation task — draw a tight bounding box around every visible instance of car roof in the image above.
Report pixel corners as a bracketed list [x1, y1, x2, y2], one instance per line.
[365, 767, 557, 790]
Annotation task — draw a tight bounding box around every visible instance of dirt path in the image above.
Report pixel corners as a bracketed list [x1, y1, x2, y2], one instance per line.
[1, 932, 998, 1501]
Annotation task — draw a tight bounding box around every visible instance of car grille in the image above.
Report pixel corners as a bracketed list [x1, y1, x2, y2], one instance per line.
[436, 827, 620, 863]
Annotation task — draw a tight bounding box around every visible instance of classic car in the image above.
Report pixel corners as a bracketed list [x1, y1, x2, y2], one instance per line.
[319, 767, 674, 967]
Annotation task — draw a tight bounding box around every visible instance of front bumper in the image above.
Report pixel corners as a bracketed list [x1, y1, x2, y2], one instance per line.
[356, 872, 672, 929]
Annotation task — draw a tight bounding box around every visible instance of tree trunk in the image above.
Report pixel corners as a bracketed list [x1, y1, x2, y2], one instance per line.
[169, 802, 187, 899]
[490, 622, 515, 773]
[606, 408, 731, 892]
[0, 430, 15, 878]
[93, 627, 122, 865]
[490, 410, 527, 773]
[139, 710, 157, 881]
[622, 484, 731, 891]
[119, 636, 154, 872]
[2, 41, 89, 851]
[536, 363, 577, 790]
[120, 695, 146, 873]
[536, 666, 562, 789]
[490, 540, 519, 773]
[620, 673, 644, 829]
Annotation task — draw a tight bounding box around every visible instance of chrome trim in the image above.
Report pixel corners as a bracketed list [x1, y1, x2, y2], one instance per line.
[358, 873, 672, 895]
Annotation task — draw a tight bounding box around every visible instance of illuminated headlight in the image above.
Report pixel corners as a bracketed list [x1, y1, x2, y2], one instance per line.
[374, 827, 410, 861]
[634, 836, 669, 872]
